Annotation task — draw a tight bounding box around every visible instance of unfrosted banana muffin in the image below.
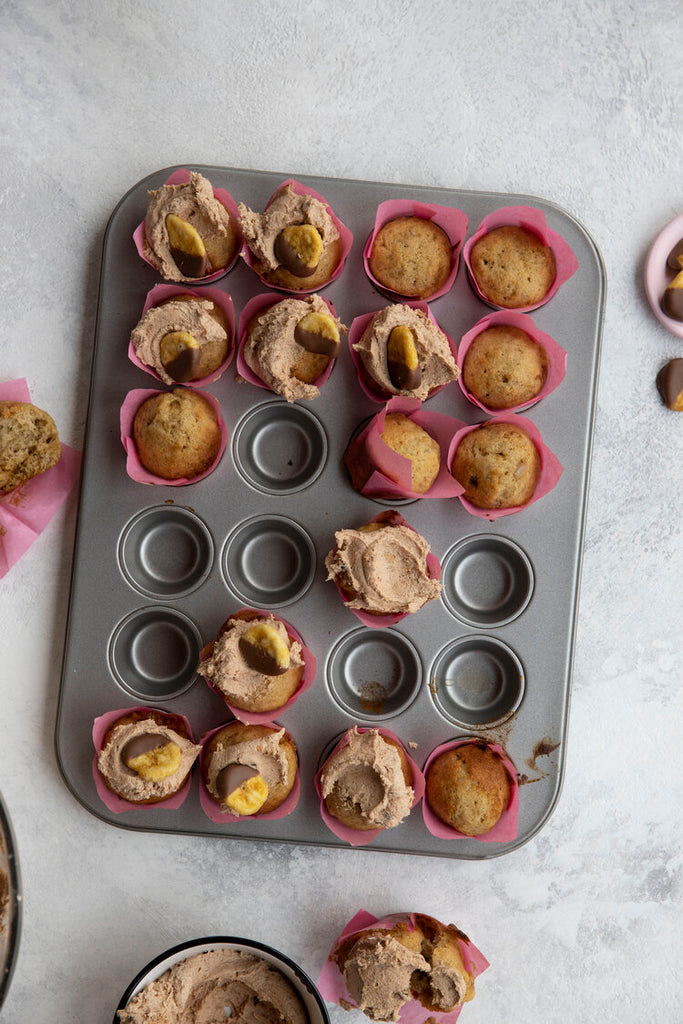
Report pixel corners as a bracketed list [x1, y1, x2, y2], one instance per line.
[451, 421, 541, 509]
[462, 324, 548, 409]
[201, 722, 298, 816]
[368, 216, 452, 299]
[132, 388, 222, 480]
[425, 742, 512, 836]
[469, 225, 556, 308]
[0, 400, 61, 493]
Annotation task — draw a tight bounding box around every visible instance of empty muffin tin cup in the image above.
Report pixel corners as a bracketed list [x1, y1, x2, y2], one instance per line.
[108, 606, 202, 700]
[222, 515, 316, 608]
[118, 506, 214, 599]
[232, 401, 328, 494]
[441, 534, 534, 627]
[326, 627, 422, 719]
[430, 636, 524, 728]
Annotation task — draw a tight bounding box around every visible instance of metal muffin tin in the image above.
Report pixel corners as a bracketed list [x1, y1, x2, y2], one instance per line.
[55, 165, 605, 859]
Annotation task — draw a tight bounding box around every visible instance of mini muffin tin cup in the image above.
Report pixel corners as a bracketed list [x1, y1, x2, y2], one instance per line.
[56, 165, 605, 860]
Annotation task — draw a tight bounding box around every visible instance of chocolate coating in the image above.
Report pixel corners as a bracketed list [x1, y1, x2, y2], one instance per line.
[170, 246, 208, 279]
[121, 733, 165, 764]
[238, 635, 289, 676]
[662, 284, 683, 322]
[161, 344, 203, 383]
[274, 231, 319, 277]
[666, 238, 683, 271]
[294, 323, 340, 358]
[656, 358, 683, 411]
[388, 357, 422, 391]
[215, 764, 259, 801]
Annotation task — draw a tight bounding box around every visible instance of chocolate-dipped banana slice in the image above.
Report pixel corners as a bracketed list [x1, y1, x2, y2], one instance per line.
[216, 764, 268, 815]
[656, 358, 683, 411]
[666, 240, 683, 271]
[122, 733, 182, 781]
[238, 622, 291, 676]
[159, 330, 202, 382]
[274, 224, 324, 277]
[294, 310, 341, 358]
[662, 267, 683, 322]
[166, 213, 209, 278]
[387, 324, 422, 391]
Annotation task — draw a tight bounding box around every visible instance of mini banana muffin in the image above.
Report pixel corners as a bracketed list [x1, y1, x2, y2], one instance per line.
[462, 324, 548, 409]
[470, 225, 556, 308]
[96, 709, 201, 805]
[133, 388, 222, 480]
[131, 294, 230, 384]
[425, 742, 512, 836]
[202, 722, 298, 816]
[198, 610, 306, 714]
[0, 400, 61, 493]
[451, 421, 541, 509]
[368, 216, 452, 299]
[379, 413, 441, 493]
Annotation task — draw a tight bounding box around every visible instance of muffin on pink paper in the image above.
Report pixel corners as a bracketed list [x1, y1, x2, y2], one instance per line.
[120, 387, 227, 486]
[364, 199, 468, 301]
[324, 509, 442, 628]
[237, 291, 345, 402]
[422, 739, 519, 843]
[463, 205, 578, 311]
[239, 179, 353, 293]
[344, 396, 465, 500]
[448, 415, 563, 520]
[197, 607, 317, 724]
[349, 302, 458, 403]
[134, 168, 242, 283]
[128, 284, 235, 386]
[315, 727, 424, 847]
[92, 707, 200, 813]
[458, 310, 567, 413]
[318, 909, 489, 1023]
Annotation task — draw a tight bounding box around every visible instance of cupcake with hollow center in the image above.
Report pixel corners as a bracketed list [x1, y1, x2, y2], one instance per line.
[201, 722, 298, 817]
[130, 293, 230, 384]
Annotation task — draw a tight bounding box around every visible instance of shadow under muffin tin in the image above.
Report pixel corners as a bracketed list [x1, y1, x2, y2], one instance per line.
[55, 165, 604, 860]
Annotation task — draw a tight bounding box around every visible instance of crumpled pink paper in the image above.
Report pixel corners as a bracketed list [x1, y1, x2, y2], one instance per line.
[198, 720, 300, 824]
[0, 378, 81, 578]
[347, 301, 458, 403]
[446, 414, 563, 521]
[328, 509, 442, 628]
[363, 199, 468, 301]
[236, 292, 341, 395]
[421, 739, 519, 843]
[128, 283, 235, 386]
[317, 909, 489, 1024]
[197, 607, 317, 725]
[463, 205, 579, 312]
[240, 178, 354, 293]
[133, 167, 242, 283]
[91, 706, 197, 813]
[314, 727, 425, 847]
[457, 310, 567, 413]
[120, 387, 228, 486]
[344, 396, 465, 500]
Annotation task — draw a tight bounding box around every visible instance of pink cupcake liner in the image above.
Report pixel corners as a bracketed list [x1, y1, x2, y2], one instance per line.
[446, 414, 563, 521]
[457, 310, 567, 413]
[0, 378, 81, 578]
[462, 205, 579, 312]
[421, 739, 519, 843]
[236, 292, 340, 394]
[344, 395, 466, 500]
[133, 167, 242, 284]
[329, 509, 442, 628]
[197, 607, 317, 725]
[348, 301, 458, 404]
[91, 706, 197, 813]
[198, 720, 300, 824]
[120, 387, 228, 486]
[318, 909, 489, 1024]
[240, 178, 354, 294]
[314, 727, 425, 847]
[127, 283, 235, 386]
[363, 199, 468, 301]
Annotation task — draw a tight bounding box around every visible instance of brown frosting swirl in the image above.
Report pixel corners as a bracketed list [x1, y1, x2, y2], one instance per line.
[342, 934, 428, 1022]
[199, 616, 304, 707]
[320, 728, 414, 829]
[97, 719, 200, 803]
[239, 184, 339, 271]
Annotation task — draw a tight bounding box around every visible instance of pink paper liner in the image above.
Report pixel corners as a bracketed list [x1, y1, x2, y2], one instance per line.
[132, 167, 242, 283]
[120, 387, 228, 486]
[457, 310, 567, 413]
[363, 199, 468, 301]
[446, 414, 564, 521]
[644, 212, 683, 340]
[198, 720, 300, 823]
[197, 607, 317, 725]
[329, 509, 442, 628]
[239, 178, 354, 294]
[421, 739, 519, 843]
[344, 396, 466, 500]
[462, 205, 579, 312]
[91, 706, 197, 813]
[318, 909, 489, 1024]
[0, 379, 81, 578]
[347, 302, 458, 404]
[236, 292, 340, 394]
[127, 283, 236, 386]
[314, 728, 425, 847]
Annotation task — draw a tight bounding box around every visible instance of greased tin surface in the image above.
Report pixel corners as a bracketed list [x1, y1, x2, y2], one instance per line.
[55, 165, 605, 859]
